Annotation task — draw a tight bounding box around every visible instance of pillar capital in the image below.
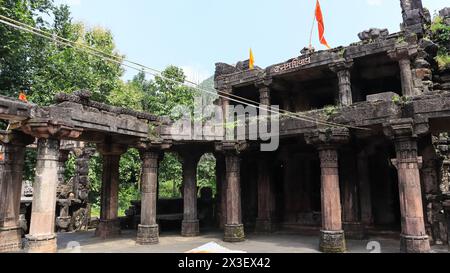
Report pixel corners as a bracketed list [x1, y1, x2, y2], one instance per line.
[305, 128, 350, 149]
[387, 43, 418, 61]
[0, 130, 35, 147]
[21, 119, 82, 139]
[215, 141, 249, 156]
[329, 58, 353, 73]
[383, 118, 416, 139]
[96, 142, 127, 156]
[255, 76, 273, 89]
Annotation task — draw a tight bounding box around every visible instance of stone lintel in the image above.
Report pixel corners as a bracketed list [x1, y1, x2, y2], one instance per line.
[255, 75, 273, 89]
[329, 58, 353, 72]
[96, 142, 127, 156]
[21, 119, 82, 140]
[215, 141, 249, 155]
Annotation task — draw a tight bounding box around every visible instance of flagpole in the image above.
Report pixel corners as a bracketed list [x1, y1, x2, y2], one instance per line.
[309, 1, 317, 49]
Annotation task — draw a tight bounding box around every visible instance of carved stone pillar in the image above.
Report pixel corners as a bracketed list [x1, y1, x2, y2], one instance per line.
[388, 44, 419, 97]
[95, 142, 126, 239]
[220, 88, 231, 123]
[216, 142, 248, 242]
[21, 120, 81, 253]
[329, 59, 353, 106]
[385, 119, 430, 253]
[306, 128, 350, 253]
[255, 155, 274, 233]
[0, 131, 34, 253]
[137, 147, 161, 244]
[256, 79, 272, 106]
[180, 149, 202, 237]
[26, 138, 60, 253]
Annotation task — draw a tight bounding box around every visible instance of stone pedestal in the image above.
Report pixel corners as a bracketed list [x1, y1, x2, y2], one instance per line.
[0, 227, 23, 253]
[137, 224, 159, 245]
[385, 119, 431, 253]
[95, 142, 126, 239]
[180, 150, 201, 237]
[0, 131, 34, 253]
[25, 234, 57, 253]
[136, 147, 161, 245]
[306, 128, 350, 253]
[224, 224, 245, 242]
[320, 230, 346, 253]
[26, 138, 60, 253]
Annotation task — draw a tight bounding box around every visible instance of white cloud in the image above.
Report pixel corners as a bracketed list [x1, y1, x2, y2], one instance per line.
[181, 65, 212, 84]
[367, 0, 384, 6]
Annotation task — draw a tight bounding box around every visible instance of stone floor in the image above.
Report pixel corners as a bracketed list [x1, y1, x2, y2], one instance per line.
[56, 230, 449, 253]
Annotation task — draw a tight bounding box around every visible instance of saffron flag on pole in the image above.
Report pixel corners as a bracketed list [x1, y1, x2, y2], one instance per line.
[315, 0, 331, 49]
[18, 91, 27, 102]
[249, 48, 255, 70]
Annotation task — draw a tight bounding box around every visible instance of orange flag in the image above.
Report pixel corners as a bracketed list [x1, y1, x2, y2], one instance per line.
[249, 48, 255, 70]
[18, 91, 27, 102]
[315, 0, 331, 49]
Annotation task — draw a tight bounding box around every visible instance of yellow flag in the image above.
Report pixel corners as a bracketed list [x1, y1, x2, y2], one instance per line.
[249, 48, 255, 70]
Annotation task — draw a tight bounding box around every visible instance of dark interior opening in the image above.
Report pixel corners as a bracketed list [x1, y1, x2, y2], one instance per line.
[274, 67, 339, 112]
[368, 142, 401, 230]
[351, 53, 402, 102]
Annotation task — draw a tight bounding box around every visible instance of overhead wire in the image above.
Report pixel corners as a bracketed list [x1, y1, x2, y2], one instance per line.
[0, 15, 369, 130]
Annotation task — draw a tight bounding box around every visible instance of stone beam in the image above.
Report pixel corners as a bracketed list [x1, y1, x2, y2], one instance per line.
[0, 96, 32, 121]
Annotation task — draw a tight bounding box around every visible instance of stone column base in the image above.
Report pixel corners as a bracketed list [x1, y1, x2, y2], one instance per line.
[95, 219, 121, 239]
[343, 222, 366, 240]
[181, 220, 200, 237]
[224, 224, 245, 242]
[255, 219, 273, 233]
[136, 224, 159, 245]
[25, 234, 57, 253]
[400, 234, 430, 253]
[0, 227, 23, 253]
[319, 230, 346, 253]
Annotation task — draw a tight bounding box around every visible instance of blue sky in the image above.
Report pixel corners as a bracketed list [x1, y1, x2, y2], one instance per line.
[55, 0, 448, 82]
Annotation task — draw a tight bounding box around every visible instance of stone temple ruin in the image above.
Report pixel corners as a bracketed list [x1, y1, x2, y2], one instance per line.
[1, 0, 450, 253]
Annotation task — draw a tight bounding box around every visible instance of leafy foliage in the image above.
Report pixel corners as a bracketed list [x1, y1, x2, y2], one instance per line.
[0, 1, 217, 216]
[429, 16, 450, 71]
